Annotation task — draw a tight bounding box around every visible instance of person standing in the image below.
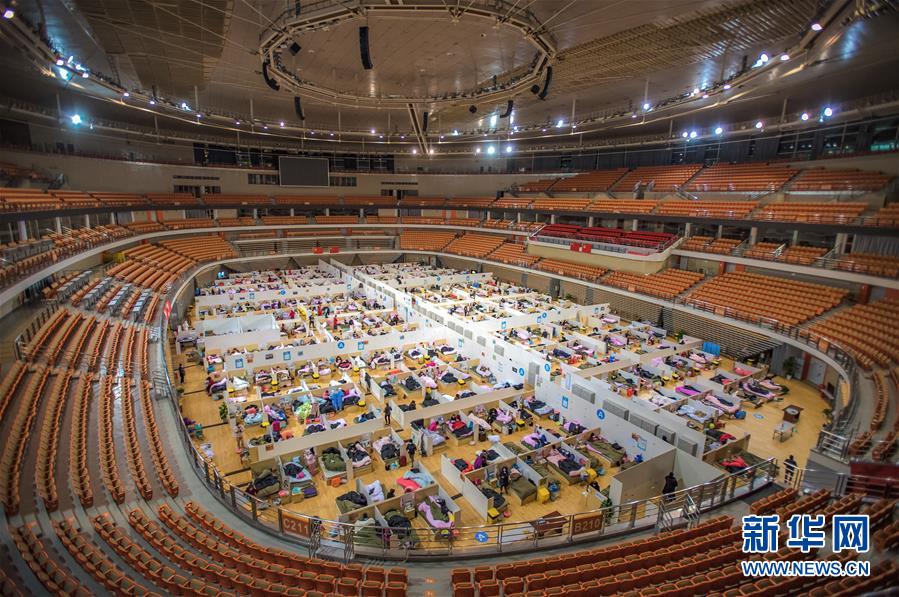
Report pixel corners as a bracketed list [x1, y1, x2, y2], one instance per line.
[233, 420, 245, 449]
[406, 439, 417, 466]
[498, 466, 510, 495]
[178, 363, 185, 385]
[784, 455, 797, 484]
[384, 402, 392, 426]
[662, 472, 678, 502]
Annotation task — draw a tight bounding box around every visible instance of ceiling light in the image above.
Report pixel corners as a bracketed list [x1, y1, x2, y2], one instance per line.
[510, 112, 515, 124]
[57, 67, 71, 80]
[400, 135, 405, 139]
[310, 131, 315, 135]
[505, 145, 513, 153]
[330, 132, 334, 136]
[452, 129, 459, 136]
[122, 92, 129, 98]
[689, 131, 697, 139]
[692, 88, 699, 95]
[81, 71, 89, 78]
[489, 115, 498, 127]
[823, 106, 833, 117]
[555, 119, 564, 128]
[632, 114, 638, 119]
[681, 132, 688, 138]
[642, 102, 650, 110]
[811, 22, 823, 31]
[70, 114, 82, 125]
[3, 8, 13, 19]
[487, 145, 496, 155]
[196, 113, 202, 118]
[780, 54, 790, 61]
[755, 121, 763, 129]
[280, 121, 285, 127]
[759, 53, 769, 63]
[541, 128, 547, 132]
[701, 94, 709, 99]
[428, 148, 435, 155]
[55, 58, 64, 66]
[370, 128, 376, 134]
[475, 147, 481, 154]
[379, 135, 383, 139]
[235, 120, 240, 125]
[180, 102, 189, 110]
[263, 124, 268, 129]
[440, 135, 444, 139]
[714, 126, 723, 135]
[149, 99, 156, 105]
[801, 112, 809, 121]
[723, 84, 731, 90]
[412, 148, 417, 154]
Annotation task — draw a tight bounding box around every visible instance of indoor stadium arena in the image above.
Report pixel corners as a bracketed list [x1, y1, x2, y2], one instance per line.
[0, 0, 898, 595]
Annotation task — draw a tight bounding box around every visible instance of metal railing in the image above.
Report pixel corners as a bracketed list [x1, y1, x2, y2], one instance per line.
[785, 466, 899, 500]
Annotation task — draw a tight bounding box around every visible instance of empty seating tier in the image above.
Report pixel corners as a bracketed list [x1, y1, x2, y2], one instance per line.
[488, 242, 541, 267]
[604, 268, 704, 300]
[449, 197, 496, 208]
[870, 203, 899, 227]
[611, 164, 702, 193]
[315, 215, 359, 224]
[658, 200, 757, 219]
[688, 162, 797, 192]
[588, 199, 659, 214]
[530, 197, 594, 211]
[756, 201, 867, 224]
[535, 259, 607, 281]
[552, 168, 629, 192]
[833, 252, 899, 278]
[806, 297, 899, 370]
[687, 271, 847, 327]
[201, 194, 269, 206]
[444, 233, 506, 258]
[399, 231, 456, 251]
[518, 178, 558, 193]
[538, 224, 676, 251]
[493, 198, 533, 209]
[790, 167, 892, 191]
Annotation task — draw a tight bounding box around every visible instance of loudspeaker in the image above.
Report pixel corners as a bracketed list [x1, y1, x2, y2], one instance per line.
[500, 100, 513, 118]
[289, 41, 301, 55]
[359, 26, 373, 70]
[262, 60, 280, 91]
[294, 1, 301, 16]
[538, 66, 552, 100]
[294, 96, 306, 121]
[422, 111, 429, 132]
[469, 105, 477, 114]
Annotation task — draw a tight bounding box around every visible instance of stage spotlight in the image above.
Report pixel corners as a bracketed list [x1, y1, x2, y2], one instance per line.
[755, 121, 763, 128]
[70, 114, 82, 125]
[689, 131, 697, 139]
[681, 132, 688, 138]
[714, 126, 723, 135]
[642, 102, 650, 110]
[811, 22, 822, 31]
[823, 106, 833, 117]
[801, 112, 809, 121]
[486, 145, 496, 155]
[3, 8, 13, 19]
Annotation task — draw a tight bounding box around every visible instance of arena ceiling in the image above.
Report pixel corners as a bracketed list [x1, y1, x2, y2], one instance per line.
[1, 0, 898, 150]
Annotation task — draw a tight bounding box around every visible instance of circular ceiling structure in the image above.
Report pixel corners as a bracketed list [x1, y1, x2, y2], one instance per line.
[260, 0, 555, 109]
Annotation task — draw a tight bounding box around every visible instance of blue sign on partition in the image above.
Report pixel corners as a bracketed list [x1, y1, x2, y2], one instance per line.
[540, 312, 547, 320]
[249, 292, 255, 299]
[436, 275, 442, 282]
[544, 363, 551, 372]
[357, 341, 365, 351]
[234, 358, 244, 369]
[280, 289, 286, 295]
[283, 351, 291, 361]
[458, 338, 463, 348]
[561, 396, 569, 409]
[518, 367, 525, 376]
[337, 341, 345, 349]
[474, 531, 489, 543]
[501, 320, 507, 330]
[596, 409, 606, 420]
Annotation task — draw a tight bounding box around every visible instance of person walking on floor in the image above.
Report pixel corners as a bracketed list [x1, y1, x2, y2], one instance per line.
[662, 472, 678, 503]
[406, 439, 417, 466]
[384, 402, 392, 426]
[784, 455, 797, 484]
[178, 363, 185, 385]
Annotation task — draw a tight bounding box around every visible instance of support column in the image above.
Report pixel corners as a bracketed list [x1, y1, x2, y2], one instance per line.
[716, 224, 724, 239]
[588, 216, 595, 227]
[550, 214, 556, 224]
[54, 217, 62, 234]
[359, 208, 364, 219]
[749, 227, 758, 245]
[858, 284, 871, 305]
[290, 208, 295, 217]
[325, 208, 330, 216]
[17, 220, 28, 241]
[834, 233, 848, 255]
[791, 230, 799, 246]
[110, 212, 117, 225]
[83, 214, 91, 229]
[516, 212, 521, 223]
[214, 209, 220, 220]
[631, 219, 638, 231]
[252, 208, 258, 219]
[684, 222, 692, 237]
